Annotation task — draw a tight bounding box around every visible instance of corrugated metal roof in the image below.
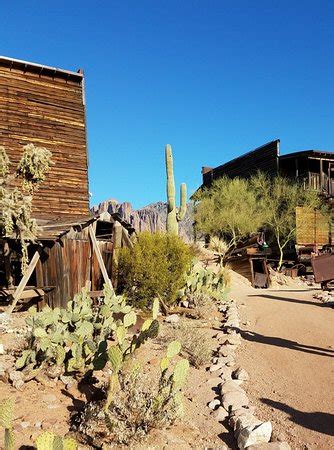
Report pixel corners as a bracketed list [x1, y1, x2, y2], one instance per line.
[0, 55, 83, 81]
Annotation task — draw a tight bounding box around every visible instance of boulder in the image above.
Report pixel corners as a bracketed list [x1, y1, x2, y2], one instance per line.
[208, 399, 221, 410]
[237, 421, 272, 450]
[165, 314, 180, 324]
[212, 406, 229, 421]
[221, 390, 249, 411]
[210, 362, 224, 372]
[220, 379, 245, 395]
[233, 367, 250, 381]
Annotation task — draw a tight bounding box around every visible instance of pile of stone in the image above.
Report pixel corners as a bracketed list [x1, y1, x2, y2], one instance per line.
[208, 300, 291, 450]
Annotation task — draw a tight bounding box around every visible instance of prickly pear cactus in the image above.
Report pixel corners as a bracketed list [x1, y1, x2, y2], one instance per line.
[0, 399, 14, 450]
[35, 431, 77, 450]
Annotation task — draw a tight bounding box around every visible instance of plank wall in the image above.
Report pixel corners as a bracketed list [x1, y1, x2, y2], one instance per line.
[0, 61, 89, 220]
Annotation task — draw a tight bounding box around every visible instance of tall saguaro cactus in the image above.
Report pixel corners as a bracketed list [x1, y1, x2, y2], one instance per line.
[165, 144, 187, 235]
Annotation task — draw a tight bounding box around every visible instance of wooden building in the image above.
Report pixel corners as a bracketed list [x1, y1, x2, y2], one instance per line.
[201, 139, 334, 200]
[0, 56, 133, 310]
[0, 55, 89, 220]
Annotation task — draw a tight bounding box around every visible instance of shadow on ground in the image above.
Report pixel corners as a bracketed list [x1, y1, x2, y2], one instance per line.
[248, 293, 322, 307]
[260, 398, 334, 437]
[230, 327, 334, 358]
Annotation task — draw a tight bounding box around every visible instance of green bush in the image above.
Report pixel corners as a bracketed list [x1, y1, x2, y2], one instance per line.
[118, 232, 194, 308]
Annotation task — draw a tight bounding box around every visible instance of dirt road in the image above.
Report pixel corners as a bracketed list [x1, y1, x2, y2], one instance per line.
[232, 277, 334, 449]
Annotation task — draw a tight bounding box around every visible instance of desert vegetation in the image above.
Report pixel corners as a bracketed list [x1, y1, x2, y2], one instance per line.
[194, 172, 325, 270]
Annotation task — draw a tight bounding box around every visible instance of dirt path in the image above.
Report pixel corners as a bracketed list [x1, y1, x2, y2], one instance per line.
[232, 276, 334, 449]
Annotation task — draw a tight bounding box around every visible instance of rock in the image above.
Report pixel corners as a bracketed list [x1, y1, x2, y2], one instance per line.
[0, 343, 4, 355]
[234, 413, 262, 434]
[229, 406, 256, 427]
[220, 380, 245, 395]
[233, 367, 249, 381]
[223, 333, 241, 346]
[221, 390, 249, 411]
[13, 379, 25, 390]
[219, 367, 233, 381]
[246, 443, 291, 450]
[212, 406, 229, 421]
[34, 421, 42, 428]
[60, 375, 75, 388]
[208, 399, 221, 410]
[181, 300, 189, 308]
[210, 363, 223, 372]
[165, 314, 180, 324]
[237, 421, 272, 450]
[9, 370, 25, 389]
[219, 345, 236, 357]
[21, 421, 30, 429]
[9, 370, 23, 383]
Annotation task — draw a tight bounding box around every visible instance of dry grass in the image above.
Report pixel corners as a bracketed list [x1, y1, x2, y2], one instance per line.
[160, 321, 212, 368]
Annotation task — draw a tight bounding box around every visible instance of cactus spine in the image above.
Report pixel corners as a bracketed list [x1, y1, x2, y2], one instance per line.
[165, 144, 187, 235]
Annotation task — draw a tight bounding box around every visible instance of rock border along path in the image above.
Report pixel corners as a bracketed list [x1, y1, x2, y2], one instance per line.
[208, 299, 291, 450]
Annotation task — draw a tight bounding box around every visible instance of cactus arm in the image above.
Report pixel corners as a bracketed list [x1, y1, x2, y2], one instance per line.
[177, 183, 187, 221]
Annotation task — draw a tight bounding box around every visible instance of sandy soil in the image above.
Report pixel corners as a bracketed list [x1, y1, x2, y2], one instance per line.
[232, 275, 334, 450]
[0, 310, 235, 449]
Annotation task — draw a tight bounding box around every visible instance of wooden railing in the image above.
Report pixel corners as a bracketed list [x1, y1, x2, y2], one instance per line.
[307, 172, 333, 196]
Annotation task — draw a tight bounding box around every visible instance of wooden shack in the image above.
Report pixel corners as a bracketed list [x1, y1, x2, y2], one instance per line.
[226, 235, 271, 288]
[0, 56, 134, 310]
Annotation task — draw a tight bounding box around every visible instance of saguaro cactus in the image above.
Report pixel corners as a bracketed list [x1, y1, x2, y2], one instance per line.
[165, 144, 187, 235]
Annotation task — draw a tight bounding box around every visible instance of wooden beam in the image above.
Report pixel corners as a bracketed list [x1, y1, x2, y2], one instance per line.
[88, 225, 114, 292]
[7, 250, 41, 314]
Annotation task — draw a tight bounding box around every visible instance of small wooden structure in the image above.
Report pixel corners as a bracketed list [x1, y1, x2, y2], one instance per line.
[0, 56, 135, 310]
[226, 235, 271, 288]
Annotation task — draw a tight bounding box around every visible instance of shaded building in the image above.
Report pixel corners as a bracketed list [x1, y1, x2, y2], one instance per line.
[202, 139, 334, 199]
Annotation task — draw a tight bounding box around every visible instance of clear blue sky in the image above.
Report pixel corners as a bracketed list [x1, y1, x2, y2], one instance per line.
[1, 1, 333, 208]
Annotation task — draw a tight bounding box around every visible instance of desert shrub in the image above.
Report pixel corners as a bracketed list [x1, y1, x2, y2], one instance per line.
[192, 292, 217, 319]
[161, 321, 212, 368]
[15, 287, 159, 379]
[75, 342, 189, 446]
[118, 232, 194, 308]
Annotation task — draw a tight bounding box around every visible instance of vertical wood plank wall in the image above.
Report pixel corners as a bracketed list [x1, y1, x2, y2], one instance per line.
[36, 236, 114, 308]
[0, 61, 90, 220]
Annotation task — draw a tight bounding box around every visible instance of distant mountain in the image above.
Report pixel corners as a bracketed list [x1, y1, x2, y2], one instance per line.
[92, 199, 194, 242]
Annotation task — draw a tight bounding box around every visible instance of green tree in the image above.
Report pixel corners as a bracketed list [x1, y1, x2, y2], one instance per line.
[193, 176, 264, 250]
[250, 172, 323, 270]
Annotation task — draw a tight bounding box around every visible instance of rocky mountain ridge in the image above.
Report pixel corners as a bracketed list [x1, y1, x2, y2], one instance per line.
[92, 199, 194, 242]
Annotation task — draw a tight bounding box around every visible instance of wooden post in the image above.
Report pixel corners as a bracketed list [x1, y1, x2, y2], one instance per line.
[7, 249, 41, 314]
[88, 225, 114, 292]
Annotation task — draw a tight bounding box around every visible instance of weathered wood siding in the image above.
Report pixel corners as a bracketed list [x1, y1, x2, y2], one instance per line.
[296, 207, 330, 246]
[202, 140, 280, 187]
[0, 57, 89, 220]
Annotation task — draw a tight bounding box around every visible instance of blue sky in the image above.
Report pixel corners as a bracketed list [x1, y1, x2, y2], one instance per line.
[1, 1, 333, 208]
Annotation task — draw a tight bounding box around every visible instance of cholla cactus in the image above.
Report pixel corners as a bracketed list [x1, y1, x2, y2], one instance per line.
[0, 144, 52, 273]
[165, 144, 187, 235]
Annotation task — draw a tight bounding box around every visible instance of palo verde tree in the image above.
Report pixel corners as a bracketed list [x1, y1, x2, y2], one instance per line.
[193, 176, 264, 251]
[250, 172, 322, 271]
[0, 144, 52, 273]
